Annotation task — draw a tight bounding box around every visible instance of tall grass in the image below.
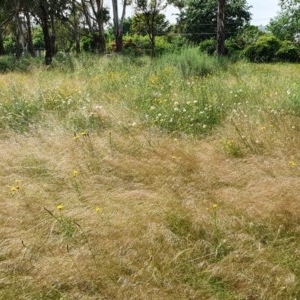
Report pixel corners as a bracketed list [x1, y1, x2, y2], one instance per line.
[1, 49, 300, 299]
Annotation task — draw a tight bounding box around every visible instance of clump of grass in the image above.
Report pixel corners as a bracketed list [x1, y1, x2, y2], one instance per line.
[0, 97, 41, 132]
[158, 47, 228, 78]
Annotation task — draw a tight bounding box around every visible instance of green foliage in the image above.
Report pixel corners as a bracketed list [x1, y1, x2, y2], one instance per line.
[199, 39, 216, 55]
[0, 98, 41, 132]
[3, 34, 16, 54]
[276, 40, 300, 62]
[33, 27, 45, 49]
[281, 84, 300, 117]
[57, 215, 78, 238]
[181, 0, 251, 44]
[131, 12, 170, 37]
[80, 35, 94, 52]
[243, 34, 281, 62]
[270, 0, 300, 41]
[124, 34, 176, 56]
[162, 47, 227, 78]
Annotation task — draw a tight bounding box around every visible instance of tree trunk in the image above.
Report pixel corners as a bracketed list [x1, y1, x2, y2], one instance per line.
[96, 0, 106, 53]
[72, 2, 81, 54]
[115, 35, 123, 52]
[74, 32, 80, 54]
[217, 0, 226, 56]
[0, 30, 5, 55]
[96, 23, 106, 53]
[50, 13, 56, 55]
[112, 0, 123, 52]
[25, 11, 35, 57]
[150, 14, 156, 57]
[40, 4, 52, 65]
[15, 32, 22, 59]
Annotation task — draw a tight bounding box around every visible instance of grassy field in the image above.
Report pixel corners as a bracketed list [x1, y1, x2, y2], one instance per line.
[1, 49, 300, 299]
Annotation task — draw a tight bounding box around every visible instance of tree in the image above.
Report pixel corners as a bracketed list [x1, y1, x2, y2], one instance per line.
[23, 0, 70, 64]
[217, 0, 225, 55]
[111, 0, 129, 52]
[0, 0, 20, 55]
[180, 0, 251, 45]
[133, 0, 169, 56]
[268, 13, 298, 41]
[268, 1, 300, 41]
[80, 0, 110, 53]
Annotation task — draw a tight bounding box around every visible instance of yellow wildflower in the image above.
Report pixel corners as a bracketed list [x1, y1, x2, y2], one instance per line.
[72, 170, 79, 177]
[95, 207, 102, 213]
[289, 160, 297, 167]
[56, 204, 63, 210]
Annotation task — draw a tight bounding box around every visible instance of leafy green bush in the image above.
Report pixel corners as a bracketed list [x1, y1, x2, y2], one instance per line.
[33, 27, 45, 49]
[243, 34, 281, 62]
[199, 39, 216, 55]
[0, 56, 39, 73]
[0, 56, 13, 72]
[81, 35, 96, 52]
[3, 35, 16, 54]
[275, 41, 300, 62]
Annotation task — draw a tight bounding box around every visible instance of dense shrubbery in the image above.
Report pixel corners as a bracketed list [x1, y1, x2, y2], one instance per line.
[243, 35, 281, 62]
[276, 40, 300, 62]
[0, 56, 41, 73]
[243, 34, 300, 63]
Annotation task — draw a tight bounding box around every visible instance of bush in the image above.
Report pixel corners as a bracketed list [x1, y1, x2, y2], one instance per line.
[80, 35, 96, 52]
[0, 56, 37, 73]
[243, 34, 281, 62]
[275, 41, 300, 62]
[199, 39, 216, 55]
[3, 35, 16, 54]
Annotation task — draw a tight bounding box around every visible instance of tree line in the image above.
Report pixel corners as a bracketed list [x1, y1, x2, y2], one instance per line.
[0, 0, 299, 64]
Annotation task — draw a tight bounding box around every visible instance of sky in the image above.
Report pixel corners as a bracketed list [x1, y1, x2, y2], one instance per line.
[248, 0, 281, 25]
[157, 0, 282, 26]
[105, 0, 282, 27]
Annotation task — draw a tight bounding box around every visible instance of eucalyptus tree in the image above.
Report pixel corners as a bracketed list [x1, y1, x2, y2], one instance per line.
[217, 0, 225, 55]
[111, 0, 128, 52]
[133, 0, 169, 57]
[0, 0, 19, 55]
[37, 0, 71, 63]
[180, 0, 251, 46]
[80, 0, 110, 53]
[60, 0, 84, 54]
[0, 7, 7, 54]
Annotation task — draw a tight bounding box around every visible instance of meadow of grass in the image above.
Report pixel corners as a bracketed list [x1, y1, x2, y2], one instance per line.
[1, 48, 300, 299]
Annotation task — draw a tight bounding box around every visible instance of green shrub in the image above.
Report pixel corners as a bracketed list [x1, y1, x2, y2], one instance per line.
[199, 39, 216, 55]
[0, 56, 38, 73]
[81, 35, 96, 52]
[275, 41, 300, 62]
[0, 56, 13, 72]
[243, 34, 281, 62]
[3, 35, 16, 54]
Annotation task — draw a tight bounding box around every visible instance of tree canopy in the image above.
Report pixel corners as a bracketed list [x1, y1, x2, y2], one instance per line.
[180, 0, 251, 44]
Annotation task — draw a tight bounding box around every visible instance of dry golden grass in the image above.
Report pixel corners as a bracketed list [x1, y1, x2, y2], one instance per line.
[1, 57, 300, 299]
[1, 123, 300, 299]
